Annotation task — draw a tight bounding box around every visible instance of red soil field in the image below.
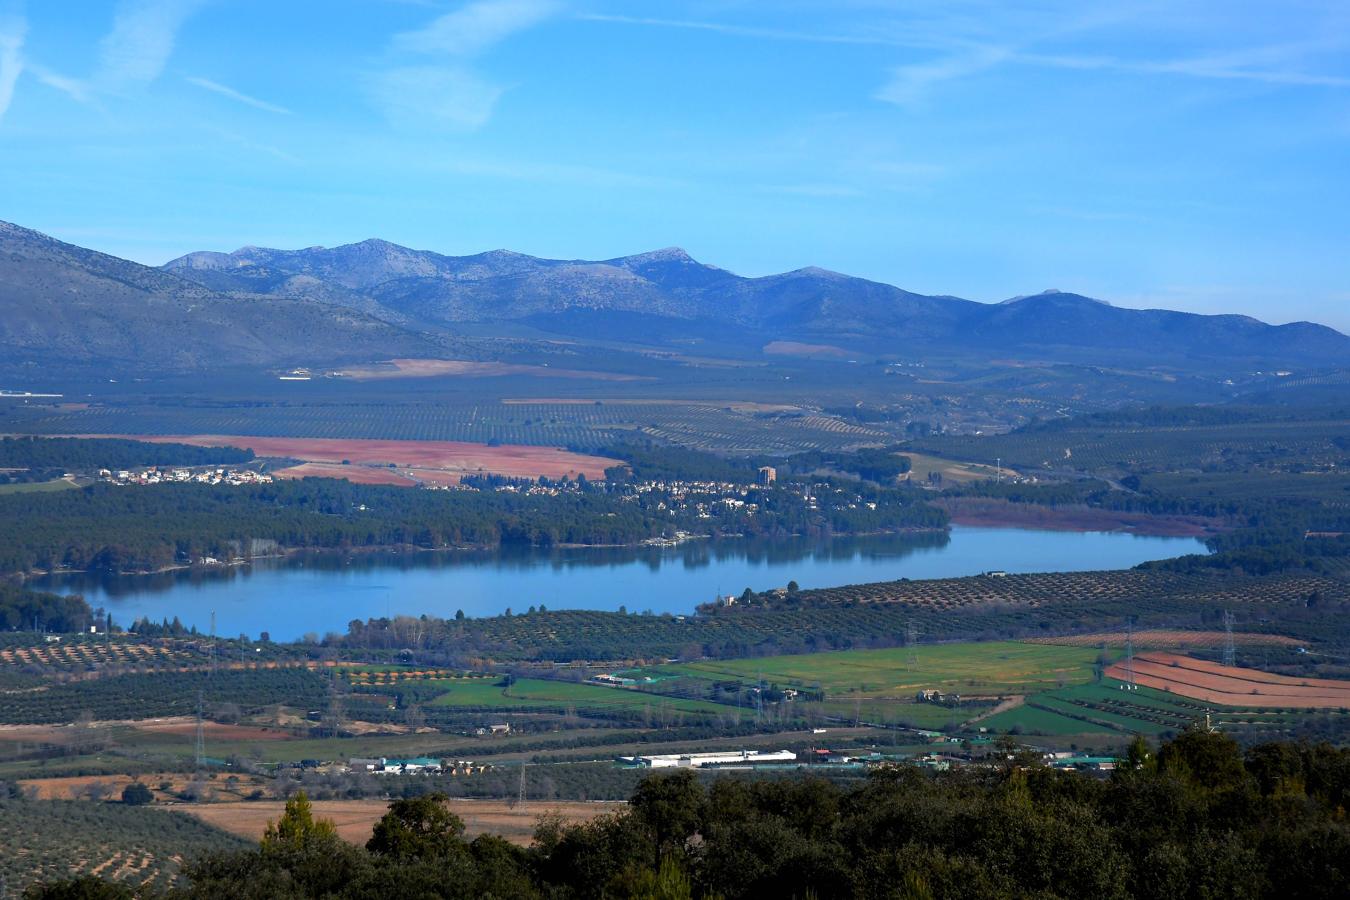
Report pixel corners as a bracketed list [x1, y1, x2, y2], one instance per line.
[87, 435, 621, 482]
[336, 358, 645, 382]
[1106, 652, 1350, 708]
[130, 718, 292, 742]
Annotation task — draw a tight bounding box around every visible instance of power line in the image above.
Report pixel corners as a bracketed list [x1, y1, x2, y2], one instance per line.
[1124, 617, 1136, 691]
[194, 690, 206, 767]
[1222, 611, 1237, 668]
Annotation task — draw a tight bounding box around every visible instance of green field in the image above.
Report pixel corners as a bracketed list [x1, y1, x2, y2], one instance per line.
[429, 677, 737, 717]
[978, 703, 1095, 736]
[657, 642, 1100, 698]
[0, 477, 77, 494]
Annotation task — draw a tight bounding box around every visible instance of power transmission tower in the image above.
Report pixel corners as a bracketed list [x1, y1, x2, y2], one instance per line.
[1222, 611, 1237, 668]
[517, 763, 527, 808]
[194, 690, 206, 767]
[905, 622, 920, 671]
[1124, 618, 1136, 690]
[209, 610, 217, 676]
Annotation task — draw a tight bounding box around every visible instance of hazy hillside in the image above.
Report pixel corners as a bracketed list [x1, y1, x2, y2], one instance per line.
[0, 222, 441, 372]
[1, 220, 1343, 377]
[166, 239, 1350, 368]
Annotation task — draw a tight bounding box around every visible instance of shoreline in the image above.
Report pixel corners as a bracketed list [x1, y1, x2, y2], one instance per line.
[14, 526, 953, 581]
[936, 497, 1225, 539]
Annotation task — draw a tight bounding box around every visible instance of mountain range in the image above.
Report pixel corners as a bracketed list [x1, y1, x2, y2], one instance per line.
[1, 219, 1345, 374]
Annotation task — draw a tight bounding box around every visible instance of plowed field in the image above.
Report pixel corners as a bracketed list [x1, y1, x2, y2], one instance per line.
[1106, 652, 1350, 708]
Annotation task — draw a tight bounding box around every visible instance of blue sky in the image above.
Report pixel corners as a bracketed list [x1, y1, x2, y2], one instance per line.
[1, 1, 1348, 329]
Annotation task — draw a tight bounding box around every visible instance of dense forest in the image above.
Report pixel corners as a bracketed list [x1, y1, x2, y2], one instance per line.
[602, 442, 915, 485]
[0, 582, 92, 632]
[0, 436, 253, 472]
[28, 730, 1350, 899]
[0, 477, 946, 575]
[950, 473, 1350, 577]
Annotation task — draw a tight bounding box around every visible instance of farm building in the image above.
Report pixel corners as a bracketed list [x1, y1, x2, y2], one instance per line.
[619, 749, 797, 769]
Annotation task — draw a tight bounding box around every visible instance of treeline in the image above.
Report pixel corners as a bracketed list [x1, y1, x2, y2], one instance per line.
[600, 444, 760, 483]
[785, 446, 913, 483]
[32, 730, 1350, 899]
[602, 442, 915, 486]
[0, 583, 92, 633]
[0, 477, 945, 576]
[0, 481, 661, 574]
[952, 475, 1350, 577]
[1017, 403, 1350, 432]
[0, 436, 254, 471]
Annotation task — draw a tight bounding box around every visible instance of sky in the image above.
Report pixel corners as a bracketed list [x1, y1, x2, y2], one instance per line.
[0, 1, 1348, 329]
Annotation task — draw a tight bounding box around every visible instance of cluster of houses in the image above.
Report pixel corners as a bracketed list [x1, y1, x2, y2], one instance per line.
[347, 757, 491, 776]
[100, 467, 273, 487]
[619, 750, 800, 769]
[616, 743, 1117, 775]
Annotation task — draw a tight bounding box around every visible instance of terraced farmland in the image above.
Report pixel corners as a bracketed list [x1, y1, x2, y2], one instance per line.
[0, 799, 248, 894]
[913, 416, 1350, 474]
[0, 639, 203, 673]
[793, 569, 1350, 612]
[1026, 630, 1302, 650]
[2, 399, 893, 454]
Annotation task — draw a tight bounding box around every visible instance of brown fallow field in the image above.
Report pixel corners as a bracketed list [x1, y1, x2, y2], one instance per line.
[1106, 652, 1350, 708]
[85, 434, 621, 484]
[184, 799, 623, 847]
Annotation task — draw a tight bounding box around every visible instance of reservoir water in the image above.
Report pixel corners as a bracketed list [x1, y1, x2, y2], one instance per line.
[33, 526, 1206, 641]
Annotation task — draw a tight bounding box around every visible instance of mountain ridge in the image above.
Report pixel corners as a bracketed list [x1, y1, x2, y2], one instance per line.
[1, 220, 1344, 375]
[0, 221, 445, 371]
[162, 237, 1348, 367]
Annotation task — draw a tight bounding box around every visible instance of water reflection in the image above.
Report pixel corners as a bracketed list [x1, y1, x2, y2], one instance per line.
[31, 527, 1203, 641]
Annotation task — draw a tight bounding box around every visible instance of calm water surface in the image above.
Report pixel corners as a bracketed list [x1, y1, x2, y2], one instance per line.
[33, 526, 1206, 640]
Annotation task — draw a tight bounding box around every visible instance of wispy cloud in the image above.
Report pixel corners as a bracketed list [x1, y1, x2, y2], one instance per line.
[186, 76, 291, 114]
[204, 124, 299, 163]
[370, 0, 559, 130]
[27, 0, 207, 106]
[96, 0, 207, 91]
[392, 0, 558, 55]
[369, 66, 504, 130]
[876, 46, 1011, 106]
[0, 13, 23, 123]
[875, 18, 1350, 106]
[577, 12, 943, 50]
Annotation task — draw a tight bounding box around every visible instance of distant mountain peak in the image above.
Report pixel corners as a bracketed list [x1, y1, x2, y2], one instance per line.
[1001, 289, 1111, 307]
[785, 265, 845, 279]
[615, 247, 697, 265]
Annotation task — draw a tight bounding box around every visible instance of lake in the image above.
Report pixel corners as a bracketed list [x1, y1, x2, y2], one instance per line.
[33, 526, 1206, 641]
